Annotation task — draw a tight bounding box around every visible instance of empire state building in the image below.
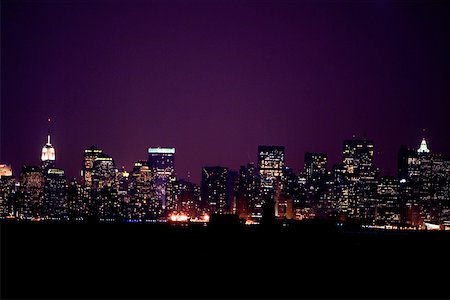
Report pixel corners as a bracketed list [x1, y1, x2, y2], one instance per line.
[41, 132, 55, 170]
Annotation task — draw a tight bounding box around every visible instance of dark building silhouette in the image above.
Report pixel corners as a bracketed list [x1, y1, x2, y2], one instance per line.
[148, 147, 175, 210]
[201, 166, 229, 215]
[43, 168, 67, 220]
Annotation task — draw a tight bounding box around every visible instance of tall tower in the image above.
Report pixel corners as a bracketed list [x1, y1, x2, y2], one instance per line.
[201, 166, 229, 215]
[257, 146, 285, 190]
[342, 139, 378, 220]
[82, 145, 103, 187]
[41, 118, 56, 170]
[148, 147, 175, 209]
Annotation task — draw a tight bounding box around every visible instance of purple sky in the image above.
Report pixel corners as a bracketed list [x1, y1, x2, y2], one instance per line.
[2, 0, 450, 184]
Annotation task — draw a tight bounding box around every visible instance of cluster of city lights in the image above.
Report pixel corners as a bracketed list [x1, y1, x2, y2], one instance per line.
[168, 214, 210, 223]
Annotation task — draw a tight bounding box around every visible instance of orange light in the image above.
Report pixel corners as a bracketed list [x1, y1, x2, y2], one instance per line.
[203, 214, 210, 222]
[169, 213, 189, 222]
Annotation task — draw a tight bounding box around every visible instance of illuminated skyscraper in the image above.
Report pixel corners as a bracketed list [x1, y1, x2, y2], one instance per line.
[43, 168, 67, 220]
[342, 139, 378, 221]
[82, 145, 103, 187]
[258, 146, 285, 190]
[398, 138, 450, 225]
[376, 176, 400, 225]
[201, 166, 229, 215]
[304, 153, 327, 185]
[92, 153, 119, 220]
[126, 161, 153, 220]
[0, 164, 15, 218]
[179, 179, 201, 218]
[67, 178, 87, 221]
[148, 147, 175, 209]
[234, 163, 260, 219]
[18, 166, 44, 219]
[304, 153, 328, 214]
[41, 132, 56, 170]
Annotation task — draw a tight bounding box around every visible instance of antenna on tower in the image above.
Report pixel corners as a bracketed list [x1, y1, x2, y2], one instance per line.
[47, 117, 51, 144]
[187, 171, 191, 182]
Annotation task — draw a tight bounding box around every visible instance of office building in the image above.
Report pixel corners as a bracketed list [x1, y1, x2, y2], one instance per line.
[43, 168, 67, 220]
[148, 147, 175, 209]
[201, 166, 229, 215]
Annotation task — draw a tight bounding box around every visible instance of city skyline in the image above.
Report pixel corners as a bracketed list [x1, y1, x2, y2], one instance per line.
[2, 0, 450, 185]
[0, 125, 443, 185]
[2, 1, 450, 299]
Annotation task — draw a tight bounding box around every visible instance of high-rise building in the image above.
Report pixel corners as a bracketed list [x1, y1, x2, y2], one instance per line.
[81, 145, 103, 187]
[67, 178, 87, 221]
[41, 132, 56, 170]
[304, 153, 327, 184]
[126, 161, 153, 220]
[234, 163, 260, 219]
[376, 176, 400, 225]
[18, 166, 44, 219]
[0, 164, 15, 218]
[165, 175, 179, 215]
[179, 180, 201, 218]
[92, 153, 119, 220]
[43, 168, 67, 220]
[258, 146, 285, 190]
[342, 139, 378, 221]
[148, 147, 175, 209]
[201, 166, 229, 215]
[398, 138, 450, 225]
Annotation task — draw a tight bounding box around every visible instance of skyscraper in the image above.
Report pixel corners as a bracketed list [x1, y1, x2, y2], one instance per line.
[376, 176, 400, 226]
[18, 166, 44, 219]
[304, 153, 328, 214]
[43, 168, 67, 220]
[258, 146, 285, 190]
[67, 178, 86, 221]
[201, 166, 229, 215]
[82, 145, 103, 187]
[127, 161, 154, 220]
[41, 132, 55, 170]
[234, 163, 260, 219]
[342, 139, 378, 221]
[0, 164, 15, 218]
[304, 153, 327, 184]
[398, 138, 450, 225]
[148, 147, 175, 209]
[92, 153, 119, 220]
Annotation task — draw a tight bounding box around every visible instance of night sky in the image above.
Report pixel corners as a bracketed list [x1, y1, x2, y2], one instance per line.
[2, 0, 450, 184]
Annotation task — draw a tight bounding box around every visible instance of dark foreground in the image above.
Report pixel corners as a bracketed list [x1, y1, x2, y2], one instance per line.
[1, 221, 449, 299]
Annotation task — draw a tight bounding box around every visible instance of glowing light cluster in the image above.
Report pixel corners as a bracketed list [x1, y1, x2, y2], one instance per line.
[169, 214, 189, 222]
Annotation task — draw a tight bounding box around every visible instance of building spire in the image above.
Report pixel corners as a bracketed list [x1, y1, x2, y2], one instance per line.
[47, 117, 51, 145]
[418, 137, 430, 154]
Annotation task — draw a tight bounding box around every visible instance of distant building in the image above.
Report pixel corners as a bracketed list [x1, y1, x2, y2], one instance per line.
[234, 163, 260, 219]
[342, 139, 378, 221]
[376, 176, 400, 225]
[304, 153, 327, 185]
[258, 146, 285, 191]
[127, 161, 153, 220]
[398, 138, 450, 225]
[43, 168, 67, 220]
[18, 166, 44, 219]
[81, 145, 103, 187]
[201, 166, 229, 215]
[41, 132, 56, 171]
[92, 153, 119, 220]
[0, 164, 13, 177]
[148, 147, 175, 210]
[67, 178, 87, 220]
[0, 164, 15, 217]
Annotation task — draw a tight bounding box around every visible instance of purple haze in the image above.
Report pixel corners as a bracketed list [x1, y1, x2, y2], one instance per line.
[2, 0, 450, 184]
